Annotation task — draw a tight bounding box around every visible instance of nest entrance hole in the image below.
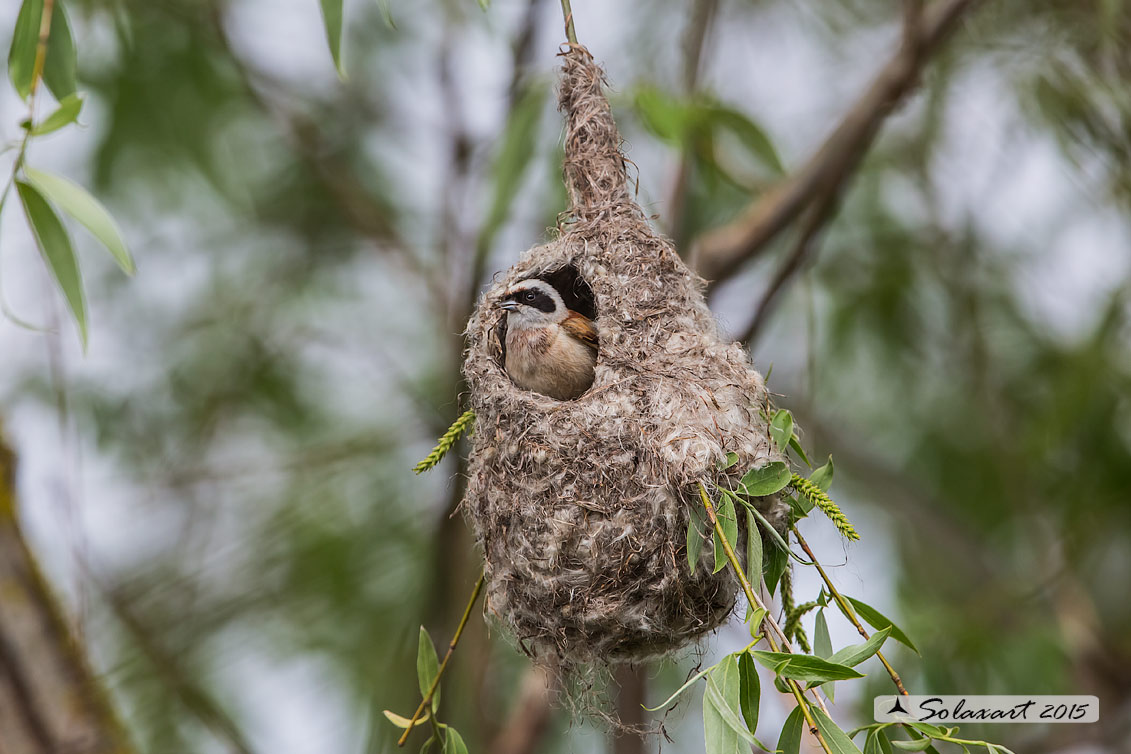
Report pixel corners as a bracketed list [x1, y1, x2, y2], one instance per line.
[493, 264, 598, 374]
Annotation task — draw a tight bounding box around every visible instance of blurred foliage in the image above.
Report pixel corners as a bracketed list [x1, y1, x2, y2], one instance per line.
[2, 0, 1130, 752]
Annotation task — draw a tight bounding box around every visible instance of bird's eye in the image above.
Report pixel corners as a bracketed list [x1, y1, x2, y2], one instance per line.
[523, 291, 536, 302]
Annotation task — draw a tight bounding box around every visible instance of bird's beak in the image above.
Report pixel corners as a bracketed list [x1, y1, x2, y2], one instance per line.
[497, 300, 518, 312]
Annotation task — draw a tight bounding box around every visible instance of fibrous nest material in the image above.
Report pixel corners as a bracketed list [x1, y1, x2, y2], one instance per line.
[462, 45, 786, 669]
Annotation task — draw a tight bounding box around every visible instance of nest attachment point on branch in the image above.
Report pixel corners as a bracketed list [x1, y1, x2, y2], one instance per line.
[462, 45, 787, 671]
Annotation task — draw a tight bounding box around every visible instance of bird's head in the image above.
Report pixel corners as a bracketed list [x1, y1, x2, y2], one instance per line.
[497, 279, 566, 328]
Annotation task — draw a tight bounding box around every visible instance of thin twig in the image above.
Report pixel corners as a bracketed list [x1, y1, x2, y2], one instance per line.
[792, 527, 909, 696]
[692, 0, 988, 284]
[698, 485, 834, 754]
[738, 181, 841, 346]
[397, 572, 486, 747]
[559, 0, 578, 45]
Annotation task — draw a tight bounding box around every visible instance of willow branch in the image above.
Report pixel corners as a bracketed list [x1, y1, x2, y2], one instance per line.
[398, 571, 486, 747]
[791, 527, 910, 696]
[698, 485, 834, 754]
[692, 0, 988, 284]
[559, 0, 578, 45]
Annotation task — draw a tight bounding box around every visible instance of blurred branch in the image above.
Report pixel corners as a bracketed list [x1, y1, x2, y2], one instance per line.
[101, 585, 255, 754]
[0, 431, 134, 754]
[691, 0, 988, 284]
[612, 665, 646, 754]
[666, 0, 719, 247]
[489, 667, 555, 754]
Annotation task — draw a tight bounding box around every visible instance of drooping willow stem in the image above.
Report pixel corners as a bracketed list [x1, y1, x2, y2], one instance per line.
[397, 571, 485, 747]
[791, 526, 910, 696]
[698, 484, 834, 754]
[559, 0, 578, 44]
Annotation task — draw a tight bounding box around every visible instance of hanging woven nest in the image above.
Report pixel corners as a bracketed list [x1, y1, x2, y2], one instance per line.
[462, 45, 786, 669]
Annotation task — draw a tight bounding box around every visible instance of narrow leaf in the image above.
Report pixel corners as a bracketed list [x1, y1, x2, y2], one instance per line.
[747, 606, 767, 638]
[377, 0, 396, 28]
[8, 0, 42, 99]
[745, 508, 762, 591]
[769, 410, 794, 452]
[751, 651, 864, 683]
[643, 665, 711, 711]
[865, 730, 895, 754]
[763, 536, 787, 597]
[845, 597, 919, 653]
[717, 451, 740, 470]
[319, 0, 345, 77]
[708, 105, 785, 174]
[811, 456, 835, 492]
[826, 627, 891, 668]
[738, 652, 760, 734]
[712, 493, 738, 574]
[893, 739, 933, 752]
[814, 609, 833, 659]
[25, 167, 135, 275]
[443, 726, 468, 754]
[16, 180, 86, 347]
[705, 656, 755, 745]
[383, 709, 429, 728]
[776, 705, 805, 754]
[476, 0, 489, 9]
[31, 92, 82, 135]
[788, 435, 812, 467]
[42, 1, 76, 101]
[739, 461, 792, 496]
[417, 627, 441, 712]
[687, 509, 705, 575]
[812, 708, 865, 754]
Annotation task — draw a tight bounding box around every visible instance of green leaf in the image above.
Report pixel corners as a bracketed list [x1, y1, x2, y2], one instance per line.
[814, 610, 833, 659]
[377, 0, 396, 28]
[24, 168, 135, 275]
[712, 493, 738, 574]
[31, 92, 82, 135]
[788, 435, 812, 467]
[776, 705, 805, 754]
[762, 535, 787, 597]
[16, 180, 86, 347]
[8, 0, 42, 99]
[865, 729, 895, 754]
[687, 505, 706, 575]
[443, 726, 468, 754]
[811, 456, 834, 492]
[417, 627, 441, 712]
[812, 708, 865, 754]
[708, 105, 784, 174]
[476, 0, 489, 9]
[893, 739, 933, 752]
[751, 652, 865, 683]
[745, 508, 762, 590]
[634, 86, 690, 145]
[747, 605, 767, 638]
[41, 1, 75, 101]
[717, 451, 740, 470]
[845, 597, 919, 654]
[704, 655, 755, 753]
[769, 410, 794, 452]
[383, 709, 429, 728]
[738, 652, 760, 734]
[826, 627, 891, 668]
[319, 0, 345, 77]
[643, 665, 711, 711]
[739, 461, 792, 497]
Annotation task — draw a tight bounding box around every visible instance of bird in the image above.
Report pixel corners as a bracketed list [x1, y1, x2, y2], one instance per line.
[497, 278, 598, 400]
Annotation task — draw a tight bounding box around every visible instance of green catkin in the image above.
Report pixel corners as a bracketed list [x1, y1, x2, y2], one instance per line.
[780, 567, 815, 652]
[414, 410, 476, 474]
[791, 473, 860, 541]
